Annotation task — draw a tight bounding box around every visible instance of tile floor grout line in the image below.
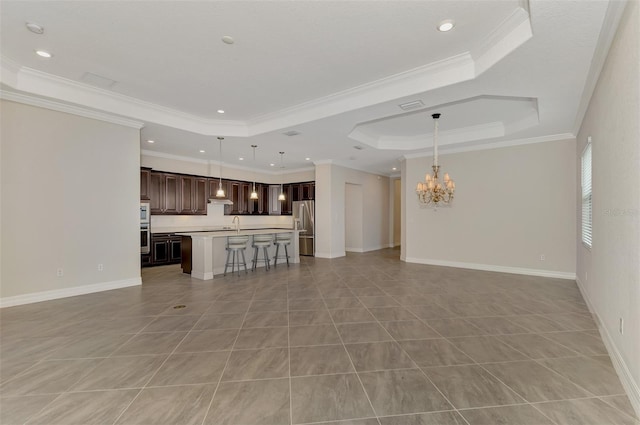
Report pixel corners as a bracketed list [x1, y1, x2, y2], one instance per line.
[351, 290, 467, 424]
[197, 285, 256, 425]
[315, 269, 384, 425]
[287, 282, 294, 425]
[2, 255, 632, 425]
[109, 305, 211, 425]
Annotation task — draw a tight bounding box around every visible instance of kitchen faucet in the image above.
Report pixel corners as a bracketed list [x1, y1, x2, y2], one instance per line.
[232, 216, 240, 233]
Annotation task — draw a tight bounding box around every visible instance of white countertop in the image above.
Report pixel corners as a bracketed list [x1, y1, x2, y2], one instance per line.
[152, 225, 294, 234]
[176, 228, 297, 238]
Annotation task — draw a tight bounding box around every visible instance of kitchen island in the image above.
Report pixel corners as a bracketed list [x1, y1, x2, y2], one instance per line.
[176, 228, 301, 280]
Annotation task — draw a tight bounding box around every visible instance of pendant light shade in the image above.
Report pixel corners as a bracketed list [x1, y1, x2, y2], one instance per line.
[216, 137, 225, 198]
[278, 151, 286, 201]
[250, 145, 258, 200]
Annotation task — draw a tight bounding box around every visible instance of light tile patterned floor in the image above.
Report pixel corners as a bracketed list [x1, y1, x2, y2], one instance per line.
[1, 249, 638, 424]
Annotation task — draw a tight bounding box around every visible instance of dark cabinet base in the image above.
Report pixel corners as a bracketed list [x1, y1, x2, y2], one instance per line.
[142, 234, 182, 267]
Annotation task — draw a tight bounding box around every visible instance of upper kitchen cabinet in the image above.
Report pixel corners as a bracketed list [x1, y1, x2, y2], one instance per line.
[150, 172, 180, 215]
[140, 168, 151, 200]
[179, 176, 208, 215]
[209, 178, 231, 203]
[280, 184, 293, 215]
[150, 171, 207, 215]
[301, 182, 315, 200]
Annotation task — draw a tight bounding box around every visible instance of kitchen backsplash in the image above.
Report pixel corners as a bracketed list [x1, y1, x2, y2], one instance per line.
[151, 203, 293, 229]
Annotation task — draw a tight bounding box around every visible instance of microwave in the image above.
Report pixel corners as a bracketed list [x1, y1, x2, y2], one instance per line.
[140, 202, 150, 224]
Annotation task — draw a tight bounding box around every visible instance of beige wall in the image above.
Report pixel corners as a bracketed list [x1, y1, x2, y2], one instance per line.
[315, 163, 390, 257]
[1, 100, 141, 303]
[576, 0, 639, 410]
[404, 138, 576, 277]
[345, 183, 364, 252]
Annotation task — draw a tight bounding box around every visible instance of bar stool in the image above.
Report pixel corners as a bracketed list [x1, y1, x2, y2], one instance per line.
[273, 232, 292, 267]
[252, 234, 273, 271]
[224, 235, 249, 276]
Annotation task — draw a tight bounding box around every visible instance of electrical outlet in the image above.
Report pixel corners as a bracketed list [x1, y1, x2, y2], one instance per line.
[56, 268, 64, 277]
[540, 254, 545, 261]
[619, 317, 624, 335]
[98, 264, 104, 271]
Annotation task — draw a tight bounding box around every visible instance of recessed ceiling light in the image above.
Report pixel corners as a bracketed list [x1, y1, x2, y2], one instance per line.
[438, 20, 455, 32]
[147, 140, 155, 144]
[35, 50, 52, 58]
[26, 22, 44, 34]
[217, 109, 225, 114]
[270, 163, 275, 167]
[199, 150, 205, 153]
[392, 167, 397, 171]
[222, 35, 234, 45]
[239, 157, 244, 161]
[305, 158, 311, 161]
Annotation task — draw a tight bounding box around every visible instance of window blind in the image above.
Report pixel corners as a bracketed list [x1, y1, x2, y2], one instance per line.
[581, 142, 592, 247]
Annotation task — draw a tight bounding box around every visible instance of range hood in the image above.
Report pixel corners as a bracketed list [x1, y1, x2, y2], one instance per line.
[208, 198, 233, 205]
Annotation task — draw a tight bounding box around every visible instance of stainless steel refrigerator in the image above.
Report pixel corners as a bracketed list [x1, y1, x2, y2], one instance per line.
[293, 200, 315, 256]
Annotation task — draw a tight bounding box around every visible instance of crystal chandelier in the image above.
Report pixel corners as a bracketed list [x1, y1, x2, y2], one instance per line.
[216, 137, 225, 198]
[416, 113, 455, 206]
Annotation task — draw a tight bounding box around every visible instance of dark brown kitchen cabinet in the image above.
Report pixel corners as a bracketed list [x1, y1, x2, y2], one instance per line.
[228, 181, 244, 215]
[140, 168, 151, 200]
[247, 184, 269, 215]
[301, 182, 315, 200]
[149, 171, 207, 215]
[179, 176, 208, 215]
[209, 178, 230, 202]
[150, 172, 180, 214]
[281, 184, 293, 215]
[151, 233, 181, 266]
[192, 177, 208, 214]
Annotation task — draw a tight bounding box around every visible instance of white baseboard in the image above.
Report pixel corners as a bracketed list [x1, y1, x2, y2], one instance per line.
[0, 277, 142, 308]
[315, 251, 346, 259]
[404, 257, 576, 280]
[576, 277, 640, 418]
[346, 245, 392, 253]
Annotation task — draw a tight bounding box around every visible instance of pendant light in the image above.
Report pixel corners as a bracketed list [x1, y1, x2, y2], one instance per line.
[278, 152, 286, 201]
[250, 145, 258, 200]
[216, 137, 225, 198]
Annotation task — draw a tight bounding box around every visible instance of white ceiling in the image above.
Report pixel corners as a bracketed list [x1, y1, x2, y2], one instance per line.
[0, 0, 625, 175]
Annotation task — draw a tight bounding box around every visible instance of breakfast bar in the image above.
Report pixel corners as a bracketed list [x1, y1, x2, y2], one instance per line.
[176, 228, 302, 280]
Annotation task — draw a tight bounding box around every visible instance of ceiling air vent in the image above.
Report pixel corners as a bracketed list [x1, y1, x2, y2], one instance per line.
[81, 72, 117, 89]
[398, 100, 425, 111]
[353, 145, 364, 150]
[283, 130, 301, 137]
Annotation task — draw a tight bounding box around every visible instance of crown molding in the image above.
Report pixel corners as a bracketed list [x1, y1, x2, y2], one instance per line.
[1, 89, 145, 129]
[473, 3, 532, 75]
[0, 61, 248, 136]
[141, 149, 210, 164]
[0, 55, 20, 87]
[329, 161, 392, 179]
[351, 120, 507, 151]
[313, 159, 333, 166]
[402, 132, 575, 159]
[0, 2, 531, 141]
[572, 0, 628, 135]
[141, 149, 315, 176]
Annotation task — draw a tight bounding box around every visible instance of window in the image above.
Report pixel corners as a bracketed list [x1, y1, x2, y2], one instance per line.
[581, 138, 592, 247]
